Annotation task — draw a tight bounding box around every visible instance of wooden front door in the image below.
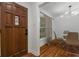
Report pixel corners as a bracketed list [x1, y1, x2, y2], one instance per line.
[1, 3, 28, 56]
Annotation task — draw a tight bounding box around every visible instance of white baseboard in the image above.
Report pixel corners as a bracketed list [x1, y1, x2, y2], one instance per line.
[40, 37, 47, 47]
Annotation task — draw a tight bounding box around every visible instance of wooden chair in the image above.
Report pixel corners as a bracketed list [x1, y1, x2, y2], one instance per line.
[64, 32, 79, 46]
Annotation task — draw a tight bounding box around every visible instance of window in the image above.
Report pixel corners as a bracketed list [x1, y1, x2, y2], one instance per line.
[40, 14, 46, 38]
[40, 12, 52, 39]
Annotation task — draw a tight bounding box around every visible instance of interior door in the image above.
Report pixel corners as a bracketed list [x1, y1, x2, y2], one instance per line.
[1, 3, 28, 56]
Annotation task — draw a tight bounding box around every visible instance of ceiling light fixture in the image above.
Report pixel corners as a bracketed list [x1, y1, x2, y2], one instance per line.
[68, 5, 79, 16]
[60, 4, 79, 18]
[60, 5, 72, 18]
[68, 5, 72, 15]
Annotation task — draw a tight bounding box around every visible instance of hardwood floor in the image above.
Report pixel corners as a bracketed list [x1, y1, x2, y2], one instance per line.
[22, 53, 35, 57]
[22, 39, 79, 57]
[40, 39, 79, 57]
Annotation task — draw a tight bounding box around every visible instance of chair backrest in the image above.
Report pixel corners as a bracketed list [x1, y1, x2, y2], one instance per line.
[65, 32, 79, 45]
[68, 32, 78, 40]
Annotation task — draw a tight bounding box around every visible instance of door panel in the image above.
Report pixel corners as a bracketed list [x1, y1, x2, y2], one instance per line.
[5, 27, 16, 56]
[3, 3, 15, 13]
[4, 12, 13, 26]
[17, 28, 26, 51]
[13, 27, 19, 53]
[5, 3, 13, 11]
[20, 16, 27, 27]
[15, 5, 26, 16]
[15, 5, 22, 15]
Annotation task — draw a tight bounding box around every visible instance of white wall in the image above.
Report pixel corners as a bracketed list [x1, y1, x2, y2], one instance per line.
[54, 14, 79, 38]
[16, 2, 40, 56]
[29, 3, 40, 56]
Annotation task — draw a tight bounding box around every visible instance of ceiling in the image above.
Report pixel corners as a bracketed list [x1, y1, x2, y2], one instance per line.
[40, 2, 79, 17]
